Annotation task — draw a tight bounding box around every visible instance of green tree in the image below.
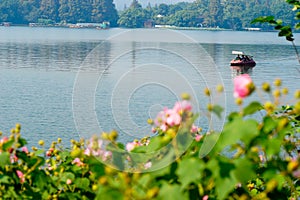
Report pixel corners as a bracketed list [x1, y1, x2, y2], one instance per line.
[207, 0, 223, 27]
[0, 0, 22, 23]
[118, 0, 146, 28]
[40, 0, 59, 23]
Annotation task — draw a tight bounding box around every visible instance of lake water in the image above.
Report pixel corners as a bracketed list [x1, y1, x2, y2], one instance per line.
[0, 27, 299, 147]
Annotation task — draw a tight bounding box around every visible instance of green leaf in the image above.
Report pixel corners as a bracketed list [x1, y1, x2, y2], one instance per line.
[61, 172, 75, 182]
[209, 158, 237, 200]
[75, 177, 90, 190]
[219, 117, 259, 149]
[0, 152, 10, 167]
[2, 140, 14, 151]
[265, 138, 282, 157]
[18, 138, 27, 147]
[176, 157, 204, 189]
[212, 105, 224, 119]
[0, 175, 11, 184]
[157, 182, 188, 200]
[233, 158, 256, 184]
[243, 101, 262, 116]
[263, 116, 277, 134]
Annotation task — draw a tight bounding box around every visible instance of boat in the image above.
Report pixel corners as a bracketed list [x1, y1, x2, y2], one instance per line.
[230, 51, 256, 67]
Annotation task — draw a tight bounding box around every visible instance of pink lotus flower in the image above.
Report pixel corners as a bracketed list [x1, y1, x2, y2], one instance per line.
[16, 170, 25, 183]
[233, 74, 254, 98]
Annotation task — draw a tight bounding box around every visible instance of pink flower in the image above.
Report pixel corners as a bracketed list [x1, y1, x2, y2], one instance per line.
[102, 151, 112, 161]
[84, 148, 91, 156]
[66, 179, 72, 185]
[195, 134, 203, 142]
[0, 136, 8, 145]
[126, 142, 135, 152]
[202, 195, 209, 200]
[233, 74, 254, 98]
[16, 170, 25, 183]
[22, 146, 29, 154]
[144, 161, 152, 169]
[173, 100, 192, 113]
[165, 109, 181, 126]
[72, 158, 84, 167]
[160, 124, 168, 132]
[190, 124, 198, 133]
[10, 154, 18, 163]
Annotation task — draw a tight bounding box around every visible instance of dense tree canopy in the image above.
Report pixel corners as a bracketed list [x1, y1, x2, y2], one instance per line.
[0, 0, 296, 30]
[0, 0, 119, 26]
[119, 0, 296, 29]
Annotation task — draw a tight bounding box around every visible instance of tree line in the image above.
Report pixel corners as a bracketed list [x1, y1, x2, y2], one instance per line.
[118, 0, 296, 30]
[0, 0, 118, 26]
[0, 0, 296, 30]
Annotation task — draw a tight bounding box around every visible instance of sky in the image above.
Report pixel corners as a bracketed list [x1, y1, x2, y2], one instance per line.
[113, 0, 194, 10]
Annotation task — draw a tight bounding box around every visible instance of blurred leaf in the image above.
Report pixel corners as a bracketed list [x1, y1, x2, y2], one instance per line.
[243, 101, 263, 116]
[32, 171, 48, 189]
[0, 175, 11, 184]
[219, 117, 259, 149]
[2, 140, 14, 151]
[112, 151, 125, 171]
[158, 182, 188, 200]
[263, 116, 277, 134]
[233, 158, 256, 184]
[212, 105, 224, 119]
[95, 187, 123, 200]
[75, 177, 90, 190]
[176, 157, 204, 189]
[0, 152, 10, 167]
[61, 172, 75, 182]
[265, 138, 282, 157]
[18, 138, 27, 147]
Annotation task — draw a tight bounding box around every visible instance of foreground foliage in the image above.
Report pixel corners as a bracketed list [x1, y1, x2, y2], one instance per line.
[0, 78, 299, 199]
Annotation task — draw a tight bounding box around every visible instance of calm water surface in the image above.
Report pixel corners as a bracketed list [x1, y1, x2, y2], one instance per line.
[0, 27, 299, 147]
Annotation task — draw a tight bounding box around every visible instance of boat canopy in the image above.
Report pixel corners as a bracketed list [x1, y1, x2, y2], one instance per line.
[232, 50, 253, 57]
[232, 51, 244, 55]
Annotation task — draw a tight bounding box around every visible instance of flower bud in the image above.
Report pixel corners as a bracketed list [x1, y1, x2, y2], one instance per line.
[216, 84, 224, 93]
[207, 103, 213, 111]
[262, 82, 271, 92]
[235, 98, 243, 106]
[273, 79, 282, 87]
[264, 101, 275, 113]
[38, 140, 45, 146]
[147, 118, 154, 125]
[204, 87, 210, 96]
[273, 89, 281, 98]
[181, 93, 191, 100]
[282, 88, 288, 95]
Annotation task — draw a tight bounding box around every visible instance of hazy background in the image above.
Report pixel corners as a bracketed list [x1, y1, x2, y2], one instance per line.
[114, 0, 193, 10]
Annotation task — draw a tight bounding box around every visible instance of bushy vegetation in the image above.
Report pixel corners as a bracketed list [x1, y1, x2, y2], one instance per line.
[1, 76, 299, 199]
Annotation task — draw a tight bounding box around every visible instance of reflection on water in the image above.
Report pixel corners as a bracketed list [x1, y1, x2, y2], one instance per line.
[231, 65, 254, 78]
[0, 42, 100, 71]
